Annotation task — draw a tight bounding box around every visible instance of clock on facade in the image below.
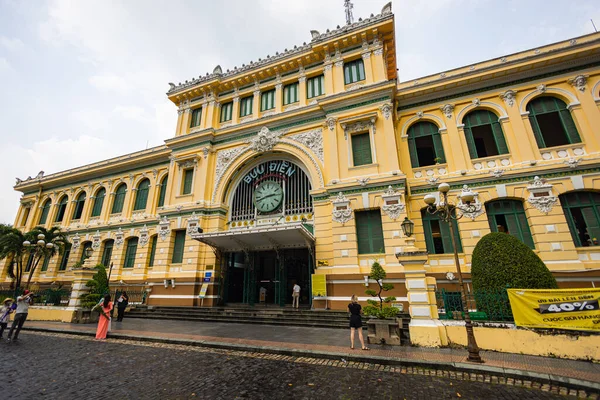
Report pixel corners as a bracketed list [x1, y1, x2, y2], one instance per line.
[254, 181, 283, 213]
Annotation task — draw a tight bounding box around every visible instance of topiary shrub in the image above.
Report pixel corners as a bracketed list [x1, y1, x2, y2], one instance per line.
[80, 264, 109, 309]
[471, 232, 557, 291]
[363, 261, 398, 319]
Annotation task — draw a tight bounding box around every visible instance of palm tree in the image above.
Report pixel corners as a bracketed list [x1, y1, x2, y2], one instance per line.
[25, 227, 68, 287]
[0, 227, 34, 292]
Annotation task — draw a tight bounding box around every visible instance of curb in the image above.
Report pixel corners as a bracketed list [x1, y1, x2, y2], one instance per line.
[24, 326, 600, 393]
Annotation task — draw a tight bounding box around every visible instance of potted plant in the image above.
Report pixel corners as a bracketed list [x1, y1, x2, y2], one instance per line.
[363, 260, 401, 345]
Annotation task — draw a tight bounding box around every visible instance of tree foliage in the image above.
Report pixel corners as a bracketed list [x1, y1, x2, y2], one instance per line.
[471, 232, 557, 291]
[80, 264, 109, 309]
[363, 261, 398, 319]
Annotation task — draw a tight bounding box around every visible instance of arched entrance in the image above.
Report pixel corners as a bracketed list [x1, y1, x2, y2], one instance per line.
[197, 156, 316, 307]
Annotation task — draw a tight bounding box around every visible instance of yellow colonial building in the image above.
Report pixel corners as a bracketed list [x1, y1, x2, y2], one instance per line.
[6, 4, 600, 311]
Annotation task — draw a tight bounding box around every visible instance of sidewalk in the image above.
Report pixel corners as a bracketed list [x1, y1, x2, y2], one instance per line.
[24, 318, 600, 390]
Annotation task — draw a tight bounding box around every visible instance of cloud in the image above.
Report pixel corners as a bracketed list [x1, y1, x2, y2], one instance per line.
[0, 57, 11, 72]
[89, 74, 132, 95]
[0, 36, 24, 51]
[113, 105, 147, 122]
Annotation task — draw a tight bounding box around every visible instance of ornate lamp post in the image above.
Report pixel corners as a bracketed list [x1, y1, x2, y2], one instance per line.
[423, 182, 483, 363]
[21, 234, 54, 294]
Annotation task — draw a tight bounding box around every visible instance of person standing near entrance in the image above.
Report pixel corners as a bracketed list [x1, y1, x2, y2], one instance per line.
[292, 283, 301, 309]
[348, 295, 368, 350]
[116, 291, 129, 322]
[7, 290, 34, 343]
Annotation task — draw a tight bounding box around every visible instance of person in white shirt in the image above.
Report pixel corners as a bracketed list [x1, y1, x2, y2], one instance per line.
[292, 283, 301, 309]
[7, 289, 33, 342]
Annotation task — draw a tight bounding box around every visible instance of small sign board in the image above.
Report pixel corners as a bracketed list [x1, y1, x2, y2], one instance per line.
[198, 283, 209, 299]
[311, 274, 327, 298]
[317, 260, 329, 267]
[203, 277, 211, 282]
[391, 302, 404, 312]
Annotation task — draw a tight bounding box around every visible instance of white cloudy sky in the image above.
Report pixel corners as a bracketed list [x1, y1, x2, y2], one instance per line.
[0, 0, 598, 224]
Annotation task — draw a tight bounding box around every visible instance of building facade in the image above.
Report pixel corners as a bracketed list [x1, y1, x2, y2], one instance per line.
[6, 4, 600, 310]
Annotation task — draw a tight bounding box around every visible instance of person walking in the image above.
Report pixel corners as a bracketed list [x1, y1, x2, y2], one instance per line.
[292, 283, 301, 309]
[348, 295, 368, 350]
[116, 291, 129, 322]
[7, 290, 34, 343]
[95, 294, 113, 340]
[0, 298, 14, 339]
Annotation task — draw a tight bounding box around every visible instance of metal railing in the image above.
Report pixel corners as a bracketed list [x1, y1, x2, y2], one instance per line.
[0, 288, 71, 307]
[435, 288, 514, 322]
[110, 289, 147, 305]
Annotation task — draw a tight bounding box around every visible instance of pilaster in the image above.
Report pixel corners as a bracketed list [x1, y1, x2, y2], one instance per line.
[181, 108, 192, 135]
[333, 58, 345, 94]
[298, 74, 307, 107]
[361, 51, 374, 85]
[252, 89, 260, 119]
[371, 45, 387, 82]
[323, 60, 334, 96]
[232, 96, 240, 125]
[275, 82, 283, 113]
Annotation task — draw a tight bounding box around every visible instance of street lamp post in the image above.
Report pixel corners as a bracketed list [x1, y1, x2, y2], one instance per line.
[424, 182, 483, 363]
[21, 234, 54, 295]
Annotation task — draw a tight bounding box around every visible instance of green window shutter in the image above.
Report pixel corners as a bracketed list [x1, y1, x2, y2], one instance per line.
[111, 185, 126, 214]
[307, 75, 324, 98]
[182, 169, 193, 195]
[351, 133, 373, 166]
[101, 240, 114, 267]
[343, 59, 365, 84]
[422, 217, 435, 253]
[72, 193, 86, 220]
[528, 114, 546, 148]
[39, 201, 51, 225]
[190, 108, 202, 127]
[124, 238, 138, 268]
[261, 90, 275, 111]
[407, 137, 420, 168]
[284, 83, 298, 104]
[562, 204, 581, 246]
[149, 236, 157, 267]
[25, 253, 34, 272]
[158, 177, 168, 207]
[491, 122, 509, 154]
[55, 197, 68, 222]
[134, 179, 150, 210]
[91, 189, 105, 217]
[355, 210, 384, 254]
[172, 230, 186, 263]
[357, 59, 365, 81]
[41, 256, 50, 272]
[463, 126, 478, 159]
[558, 109, 581, 144]
[344, 64, 351, 84]
[240, 97, 252, 117]
[307, 78, 313, 98]
[439, 218, 463, 253]
[432, 132, 446, 163]
[516, 212, 535, 249]
[59, 244, 71, 271]
[581, 207, 600, 245]
[220, 102, 233, 122]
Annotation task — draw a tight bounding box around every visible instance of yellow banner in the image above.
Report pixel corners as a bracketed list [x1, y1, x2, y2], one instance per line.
[507, 288, 600, 331]
[198, 283, 209, 299]
[311, 274, 327, 298]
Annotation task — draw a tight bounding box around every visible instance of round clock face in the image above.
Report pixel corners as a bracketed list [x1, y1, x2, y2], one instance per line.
[254, 181, 283, 213]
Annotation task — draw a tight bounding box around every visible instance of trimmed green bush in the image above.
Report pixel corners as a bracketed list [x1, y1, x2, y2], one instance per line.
[471, 232, 557, 290]
[80, 264, 109, 309]
[364, 261, 398, 319]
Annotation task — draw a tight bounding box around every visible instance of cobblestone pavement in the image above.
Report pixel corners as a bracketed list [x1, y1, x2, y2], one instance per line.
[0, 332, 583, 400]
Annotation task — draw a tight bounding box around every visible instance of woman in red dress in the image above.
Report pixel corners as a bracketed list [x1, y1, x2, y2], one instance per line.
[95, 294, 113, 340]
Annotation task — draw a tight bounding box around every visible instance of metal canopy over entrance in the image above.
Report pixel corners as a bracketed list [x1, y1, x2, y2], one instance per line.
[191, 223, 315, 252]
[192, 224, 315, 307]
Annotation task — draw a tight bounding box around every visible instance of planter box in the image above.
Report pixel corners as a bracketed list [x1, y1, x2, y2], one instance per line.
[366, 318, 402, 345]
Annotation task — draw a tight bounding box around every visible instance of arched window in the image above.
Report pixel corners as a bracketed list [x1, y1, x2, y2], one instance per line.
[101, 239, 114, 267]
[133, 179, 150, 211]
[463, 110, 509, 159]
[124, 237, 138, 268]
[421, 208, 462, 254]
[157, 176, 168, 207]
[526, 96, 581, 148]
[407, 121, 445, 168]
[91, 188, 106, 217]
[72, 192, 86, 220]
[55, 196, 68, 223]
[560, 191, 600, 247]
[486, 200, 534, 248]
[111, 184, 127, 214]
[39, 199, 51, 225]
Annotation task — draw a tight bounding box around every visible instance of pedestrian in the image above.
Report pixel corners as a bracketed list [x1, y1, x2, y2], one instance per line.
[7, 290, 34, 343]
[0, 298, 14, 339]
[116, 291, 129, 322]
[292, 283, 301, 309]
[348, 295, 368, 350]
[95, 294, 113, 340]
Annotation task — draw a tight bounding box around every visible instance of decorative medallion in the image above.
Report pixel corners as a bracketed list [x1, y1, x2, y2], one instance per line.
[537, 84, 546, 93]
[331, 192, 352, 225]
[139, 225, 149, 247]
[381, 186, 405, 220]
[567, 75, 587, 92]
[456, 185, 484, 220]
[158, 216, 171, 241]
[499, 90, 517, 107]
[325, 116, 337, 131]
[247, 126, 283, 153]
[564, 158, 582, 169]
[526, 176, 558, 214]
[115, 228, 124, 248]
[186, 212, 200, 236]
[92, 230, 101, 250]
[289, 128, 324, 163]
[440, 104, 454, 119]
[71, 233, 81, 250]
[378, 102, 393, 120]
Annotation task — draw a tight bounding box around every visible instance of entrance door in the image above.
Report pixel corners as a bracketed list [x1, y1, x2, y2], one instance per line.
[283, 248, 310, 307]
[256, 251, 277, 304]
[225, 252, 245, 303]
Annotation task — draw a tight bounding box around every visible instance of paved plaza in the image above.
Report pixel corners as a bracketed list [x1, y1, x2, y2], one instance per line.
[0, 332, 578, 399]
